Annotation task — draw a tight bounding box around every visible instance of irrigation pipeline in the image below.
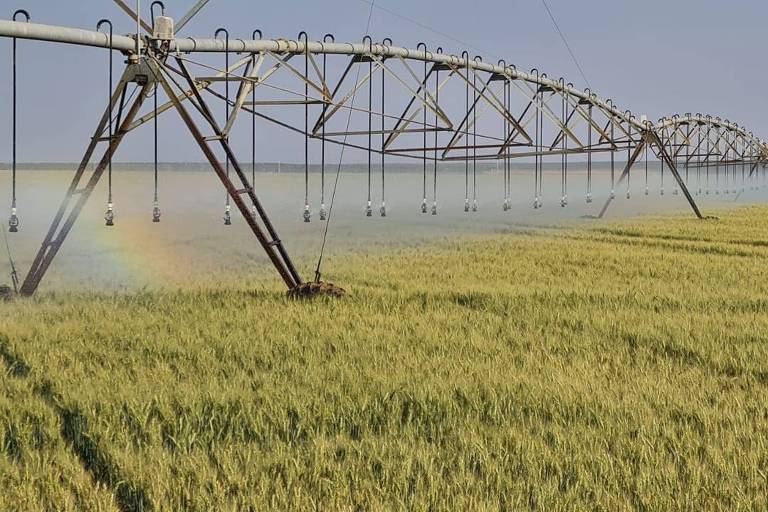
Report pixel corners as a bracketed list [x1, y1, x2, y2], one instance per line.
[1, 13, 767, 296]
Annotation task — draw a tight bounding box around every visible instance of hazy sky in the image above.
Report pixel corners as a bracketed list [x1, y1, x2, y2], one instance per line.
[0, 0, 765, 163]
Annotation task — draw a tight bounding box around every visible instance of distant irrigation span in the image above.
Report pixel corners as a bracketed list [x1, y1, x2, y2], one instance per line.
[1, 0, 766, 296]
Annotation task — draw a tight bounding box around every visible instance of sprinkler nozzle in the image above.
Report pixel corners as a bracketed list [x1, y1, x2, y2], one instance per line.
[365, 200, 373, 217]
[471, 199, 478, 212]
[152, 203, 161, 223]
[380, 202, 386, 217]
[8, 207, 19, 233]
[224, 204, 232, 225]
[319, 203, 327, 221]
[430, 202, 437, 216]
[464, 199, 470, 212]
[302, 204, 311, 223]
[105, 203, 114, 226]
[420, 199, 428, 214]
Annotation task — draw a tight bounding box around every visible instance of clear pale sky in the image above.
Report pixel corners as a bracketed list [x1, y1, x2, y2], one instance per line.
[0, 0, 764, 163]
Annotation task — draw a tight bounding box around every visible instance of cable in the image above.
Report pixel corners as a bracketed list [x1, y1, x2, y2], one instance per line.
[355, 0, 497, 63]
[540, 0, 592, 90]
[314, 0, 377, 282]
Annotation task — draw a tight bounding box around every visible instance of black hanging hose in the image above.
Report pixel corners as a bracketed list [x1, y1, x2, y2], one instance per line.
[320, 33, 331, 220]
[252, 30, 262, 216]
[644, 129, 649, 195]
[418, 42, 427, 213]
[696, 117, 702, 194]
[659, 119, 665, 196]
[431, 48, 441, 216]
[672, 117, 679, 195]
[462, 51, 469, 212]
[564, 81, 572, 205]
[559, 80, 565, 207]
[533, 79, 540, 208]
[9, 9, 30, 233]
[97, 18, 114, 227]
[538, 78, 545, 205]
[607, 100, 615, 199]
[215, 28, 231, 225]
[472, 71, 477, 212]
[381, 38, 391, 217]
[626, 114, 632, 199]
[685, 120, 691, 188]
[364, 35, 373, 217]
[500, 59, 508, 211]
[715, 125, 720, 193]
[300, 31, 311, 222]
[151, 3, 164, 223]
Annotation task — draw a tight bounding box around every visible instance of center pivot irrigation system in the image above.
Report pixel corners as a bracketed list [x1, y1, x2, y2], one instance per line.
[1, 1, 767, 297]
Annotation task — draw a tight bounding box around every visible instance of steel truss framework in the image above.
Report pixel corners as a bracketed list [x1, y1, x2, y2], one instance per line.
[1, 8, 767, 295]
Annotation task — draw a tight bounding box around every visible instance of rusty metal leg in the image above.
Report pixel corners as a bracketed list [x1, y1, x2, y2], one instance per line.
[598, 136, 647, 218]
[151, 58, 301, 290]
[20, 71, 148, 296]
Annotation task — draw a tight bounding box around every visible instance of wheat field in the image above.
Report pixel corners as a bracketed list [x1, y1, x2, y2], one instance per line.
[1, 205, 767, 511]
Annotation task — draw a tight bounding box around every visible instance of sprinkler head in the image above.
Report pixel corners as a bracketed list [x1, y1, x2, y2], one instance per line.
[472, 199, 478, 212]
[660, 188, 665, 196]
[430, 202, 437, 216]
[421, 199, 428, 214]
[610, 190, 615, 199]
[365, 201, 373, 217]
[502, 199, 509, 211]
[464, 199, 470, 212]
[303, 204, 311, 223]
[319, 203, 327, 221]
[224, 205, 232, 225]
[104, 203, 114, 227]
[152, 203, 161, 223]
[380, 202, 387, 217]
[8, 208, 18, 233]
[533, 197, 540, 209]
[645, 187, 649, 196]
[586, 193, 592, 204]
[560, 196, 566, 208]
